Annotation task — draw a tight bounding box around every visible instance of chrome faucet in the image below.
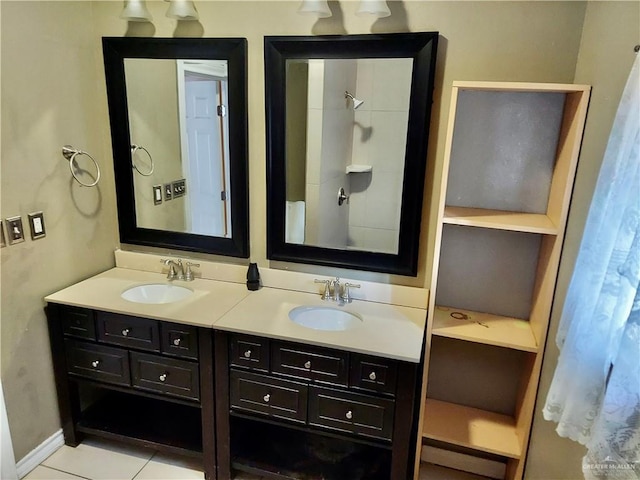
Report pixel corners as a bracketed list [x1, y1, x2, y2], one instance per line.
[314, 277, 361, 303]
[161, 258, 184, 281]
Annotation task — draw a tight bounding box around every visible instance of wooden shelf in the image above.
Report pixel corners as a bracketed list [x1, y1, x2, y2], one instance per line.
[443, 206, 558, 234]
[452, 81, 591, 93]
[432, 306, 537, 353]
[422, 399, 521, 459]
[77, 390, 203, 457]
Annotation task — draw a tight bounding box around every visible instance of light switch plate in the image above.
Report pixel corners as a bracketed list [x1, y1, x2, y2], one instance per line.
[153, 185, 163, 205]
[164, 183, 172, 201]
[5, 216, 25, 245]
[172, 179, 186, 198]
[28, 211, 46, 240]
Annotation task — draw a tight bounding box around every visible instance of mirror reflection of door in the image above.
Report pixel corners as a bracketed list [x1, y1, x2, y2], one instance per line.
[177, 60, 231, 238]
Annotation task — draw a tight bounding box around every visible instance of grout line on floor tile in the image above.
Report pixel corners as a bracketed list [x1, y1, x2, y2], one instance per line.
[131, 450, 159, 480]
[39, 465, 93, 480]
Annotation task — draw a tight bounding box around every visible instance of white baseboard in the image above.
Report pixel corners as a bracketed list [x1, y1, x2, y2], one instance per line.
[16, 429, 64, 479]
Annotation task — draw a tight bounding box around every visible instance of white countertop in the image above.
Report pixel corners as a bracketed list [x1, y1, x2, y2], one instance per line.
[45, 266, 427, 363]
[45, 268, 250, 329]
[214, 287, 426, 363]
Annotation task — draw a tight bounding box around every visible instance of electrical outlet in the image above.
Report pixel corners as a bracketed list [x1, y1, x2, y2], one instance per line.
[5, 216, 25, 245]
[164, 183, 172, 201]
[153, 185, 163, 205]
[172, 179, 186, 198]
[28, 211, 46, 240]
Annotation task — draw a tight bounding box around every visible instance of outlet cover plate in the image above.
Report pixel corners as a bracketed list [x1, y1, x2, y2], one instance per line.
[28, 211, 46, 240]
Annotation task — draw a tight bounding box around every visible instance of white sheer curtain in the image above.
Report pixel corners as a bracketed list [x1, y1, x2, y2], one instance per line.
[543, 54, 639, 478]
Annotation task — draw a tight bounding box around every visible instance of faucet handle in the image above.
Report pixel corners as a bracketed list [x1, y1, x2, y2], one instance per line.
[314, 279, 332, 300]
[185, 262, 200, 281]
[341, 282, 361, 303]
[160, 258, 177, 280]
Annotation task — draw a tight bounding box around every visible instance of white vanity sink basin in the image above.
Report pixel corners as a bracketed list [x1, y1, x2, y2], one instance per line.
[289, 305, 362, 331]
[121, 284, 193, 304]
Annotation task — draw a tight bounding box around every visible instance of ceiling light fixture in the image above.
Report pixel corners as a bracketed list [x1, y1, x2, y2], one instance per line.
[297, 0, 332, 18]
[120, 0, 153, 22]
[165, 0, 199, 21]
[356, 0, 391, 18]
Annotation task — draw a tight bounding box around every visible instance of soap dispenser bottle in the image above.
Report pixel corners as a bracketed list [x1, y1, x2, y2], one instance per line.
[246, 263, 261, 291]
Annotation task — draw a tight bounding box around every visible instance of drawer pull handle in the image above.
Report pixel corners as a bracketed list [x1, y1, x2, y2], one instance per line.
[91, 360, 100, 368]
[244, 350, 251, 358]
[263, 394, 270, 403]
[159, 373, 167, 382]
[346, 410, 353, 420]
[173, 338, 181, 346]
[369, 371, 377, 381]
[122, 328, 130, 337]
[304, 360, 311, 370]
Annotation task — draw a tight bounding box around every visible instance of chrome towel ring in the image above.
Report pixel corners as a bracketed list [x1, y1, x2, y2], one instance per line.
[131, 144, 154, 176]
[62, 145, 101, 187]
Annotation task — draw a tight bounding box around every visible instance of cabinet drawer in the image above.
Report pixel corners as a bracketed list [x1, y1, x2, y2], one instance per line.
[130, 352, 200, 401]
[65, 339, 130, 386]
[271, 342, 348, 386]
[161, 323, 198, 360]
[96, 312, 160, 352]
[308, 386, 395, 441]
[350, 354, 398, 395]
[230, 335, 269, 372]
[61, 306, 96, 340]
[230, 370, 307, 424]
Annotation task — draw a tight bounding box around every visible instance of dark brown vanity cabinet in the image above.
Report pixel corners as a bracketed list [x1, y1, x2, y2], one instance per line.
[46, 304, 217, 479]
[216, 332, 420, 480]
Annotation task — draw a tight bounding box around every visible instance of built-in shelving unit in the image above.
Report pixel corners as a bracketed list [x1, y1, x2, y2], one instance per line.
[414, 81, 590, 480]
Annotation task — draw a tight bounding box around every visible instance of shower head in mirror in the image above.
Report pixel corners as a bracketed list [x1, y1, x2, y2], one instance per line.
[345, 91, 365, 110]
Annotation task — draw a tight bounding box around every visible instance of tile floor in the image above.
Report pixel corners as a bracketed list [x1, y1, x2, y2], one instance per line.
[25, 437, 486, 480]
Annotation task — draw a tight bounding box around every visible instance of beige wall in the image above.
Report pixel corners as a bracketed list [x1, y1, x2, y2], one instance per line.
[526, 2, 640, 479]
[2, 1, 635, 475]
[0, 2, 119, 460]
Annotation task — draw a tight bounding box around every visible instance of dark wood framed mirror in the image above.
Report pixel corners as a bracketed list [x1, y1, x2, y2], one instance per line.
[265, 33, 438, 275]
[103, 37, 249, 257]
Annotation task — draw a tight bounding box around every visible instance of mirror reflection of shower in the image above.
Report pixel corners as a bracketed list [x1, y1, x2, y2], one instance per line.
[345, 90, 365, 109]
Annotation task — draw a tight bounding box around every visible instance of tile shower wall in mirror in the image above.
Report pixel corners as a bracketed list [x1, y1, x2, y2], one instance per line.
[285, 58, 413, 255]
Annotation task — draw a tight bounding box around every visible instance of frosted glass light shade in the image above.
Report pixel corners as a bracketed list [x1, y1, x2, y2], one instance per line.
[297, 0, 332, 18]
[120, 0, 153, 22]
[356, 0, 391, 17]
[166, 0, 199, 21]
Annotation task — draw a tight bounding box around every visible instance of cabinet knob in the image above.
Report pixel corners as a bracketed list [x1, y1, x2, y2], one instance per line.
[304, 360, 311, 370]
[91, 360, 100, 368]
[345, 410, 353, 420]
[244, 350, 251, 358]
[369, 371, 377, 381]
[159, 373, 167, 382]
[173, 338, 181, 346]
[122, 328, 130, 337]
[263, 393, 270, 403]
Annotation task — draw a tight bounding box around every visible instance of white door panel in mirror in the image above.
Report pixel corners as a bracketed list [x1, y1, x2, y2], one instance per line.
[124, 58, 231, 238]
[284, 58, 412, 255]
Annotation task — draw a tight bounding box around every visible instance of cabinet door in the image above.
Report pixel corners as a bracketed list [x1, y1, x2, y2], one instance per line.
[160, 323, 198, 360]
[130, 352, 200, 401]
[60, 306, 96, 340]
[350, 354, 398, 395]
[230, 334, 270, 372]
[96, 312, 160, 352]
[271, 341, 348, 386]
[65, 339, 130, 386]
[308, 386, 395, 441]
[230, 369, 308, 424]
